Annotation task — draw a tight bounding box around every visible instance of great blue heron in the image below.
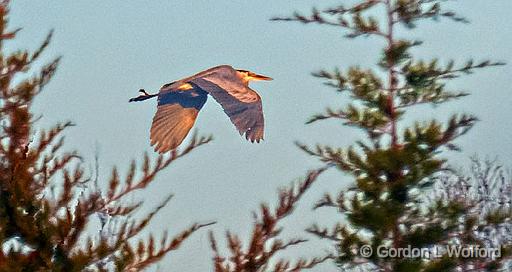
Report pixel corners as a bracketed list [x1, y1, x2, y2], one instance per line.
[129, 65, 272, 153]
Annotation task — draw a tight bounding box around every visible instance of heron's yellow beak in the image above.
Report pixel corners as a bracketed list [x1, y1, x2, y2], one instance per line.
[249, 73, 273, 81]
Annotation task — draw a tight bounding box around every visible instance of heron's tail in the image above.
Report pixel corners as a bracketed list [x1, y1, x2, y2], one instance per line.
[129, 89, 158, 102]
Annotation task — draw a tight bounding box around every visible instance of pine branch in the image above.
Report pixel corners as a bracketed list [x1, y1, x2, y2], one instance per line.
[273, 255, 335, 272]
[311, 68, 348, 92]
[396, 1, 469, 28]
[271, 3, 387, 39]
[324, 1, 383, 15]
[295, 142, 361, 174]
[29, 30, 54, 63]
[306, 108, 347, 124]
[100, 133, 211, 213]
[306, 224, 342, 242]
[209, 168, 330, 272]
[124, 222, 216, 271]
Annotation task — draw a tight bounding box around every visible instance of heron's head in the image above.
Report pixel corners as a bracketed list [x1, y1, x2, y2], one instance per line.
[236, 69, 273, 84]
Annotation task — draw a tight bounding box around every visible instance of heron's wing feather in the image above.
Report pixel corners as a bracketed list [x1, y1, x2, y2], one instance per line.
[150, 89, 207, 153]
[190, 78, 264, 142]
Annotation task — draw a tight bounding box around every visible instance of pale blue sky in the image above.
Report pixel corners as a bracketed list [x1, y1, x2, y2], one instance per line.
[8, 1, 512, 271]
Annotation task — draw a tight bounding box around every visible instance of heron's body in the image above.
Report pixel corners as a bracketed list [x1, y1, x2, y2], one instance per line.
[130, 65, 272, 153]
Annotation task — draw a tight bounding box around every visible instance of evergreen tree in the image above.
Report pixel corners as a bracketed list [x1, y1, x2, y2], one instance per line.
[0, 2, 212, 271]
[273, 1, 507, 271]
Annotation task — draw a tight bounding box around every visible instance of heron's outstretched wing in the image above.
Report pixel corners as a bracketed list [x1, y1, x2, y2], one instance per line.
[190, 77, 264, 143]
[150, 88, 207, 153]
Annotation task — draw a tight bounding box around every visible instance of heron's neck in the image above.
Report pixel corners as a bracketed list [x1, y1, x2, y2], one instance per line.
[235, 72, 251, 86]
[240, 77, 251, 86]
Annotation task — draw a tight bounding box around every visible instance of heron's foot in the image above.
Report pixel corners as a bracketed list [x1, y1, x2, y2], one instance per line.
[129, 89, 157, 102]
[139, 89, 149, 96]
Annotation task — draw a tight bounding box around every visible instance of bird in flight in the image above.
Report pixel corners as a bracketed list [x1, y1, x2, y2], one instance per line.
[129, 65, 272, 153]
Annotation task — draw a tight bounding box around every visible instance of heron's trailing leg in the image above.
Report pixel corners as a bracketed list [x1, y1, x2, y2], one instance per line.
[129, 89, 158, 102]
